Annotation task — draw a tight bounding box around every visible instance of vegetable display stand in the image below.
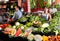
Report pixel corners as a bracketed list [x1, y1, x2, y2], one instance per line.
[0, 12, 60, 41]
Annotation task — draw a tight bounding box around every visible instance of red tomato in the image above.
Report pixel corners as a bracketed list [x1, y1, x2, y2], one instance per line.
[3, 24, 10, 27]
[3, 24, 8, 27]
[0, 24, 4, 28]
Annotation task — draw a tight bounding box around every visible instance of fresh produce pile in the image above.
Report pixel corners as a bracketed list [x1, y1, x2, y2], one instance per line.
[0, 12, 60, 41]
[0, 24, 10, 29]
[27, 35, 60, 41]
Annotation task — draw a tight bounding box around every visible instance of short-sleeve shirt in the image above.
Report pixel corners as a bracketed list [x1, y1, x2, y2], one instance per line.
[49, 8, 57, 14]
[12, 10, 22, 21]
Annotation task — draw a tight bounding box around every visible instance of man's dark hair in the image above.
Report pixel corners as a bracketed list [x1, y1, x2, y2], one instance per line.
[15, 5, 21, 10]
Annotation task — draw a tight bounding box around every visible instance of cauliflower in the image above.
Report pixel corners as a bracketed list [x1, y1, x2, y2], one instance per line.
[34, 35, 42, 41]
[27, 34, 34, 41]
[13, 26, 16, 29]
[54, 30, 58, 35]
[33, 28, 38, 31]
[15, 22, 20, 26]
[21, 26, 24, 30]
[42, 23, 49, 28]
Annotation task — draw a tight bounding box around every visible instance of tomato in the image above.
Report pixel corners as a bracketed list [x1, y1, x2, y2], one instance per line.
[0, 24, 10, 29]
[3, 24, 10, 27]
[0, 24, 4, 28]
[3, 24, 8, 27]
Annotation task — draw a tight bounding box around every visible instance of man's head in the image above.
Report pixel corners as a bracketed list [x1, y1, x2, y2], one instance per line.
[15, 5, 20, 11]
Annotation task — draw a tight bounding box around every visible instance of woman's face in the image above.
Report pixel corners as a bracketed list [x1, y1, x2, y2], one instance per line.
[44, 7, 48, 14]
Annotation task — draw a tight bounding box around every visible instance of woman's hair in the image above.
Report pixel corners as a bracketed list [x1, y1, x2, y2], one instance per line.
[44, 6, 46, 9]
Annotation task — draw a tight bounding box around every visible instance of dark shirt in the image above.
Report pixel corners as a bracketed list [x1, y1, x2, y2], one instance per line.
[0, 12, 10, 23]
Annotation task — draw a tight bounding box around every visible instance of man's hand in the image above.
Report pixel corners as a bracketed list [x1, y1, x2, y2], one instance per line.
[9, 18, 14, 22]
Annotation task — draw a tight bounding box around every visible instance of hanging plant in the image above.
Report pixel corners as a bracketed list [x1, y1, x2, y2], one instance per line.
[46, 0, 51, 8]
[56, 4, 60, 8]
[30, 0, 37, 9]
[39, 0, 44, 8]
